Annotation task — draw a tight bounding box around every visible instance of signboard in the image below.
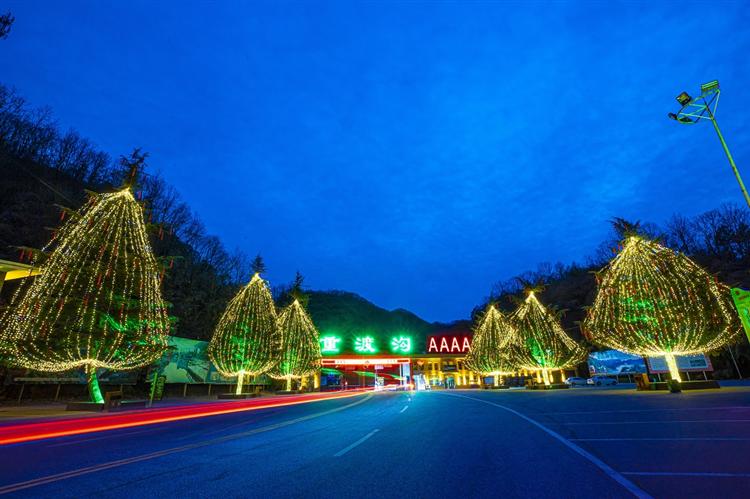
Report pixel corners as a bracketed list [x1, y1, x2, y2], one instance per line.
[354, 336, 377, 353]
[152, 336, 234, 384]
[320, 334, 414, 355]
[588, 350, 647, 375]
[647, 353, 713, 373]
[149, 374, 166, 403]
[389, 336, 412, 354]
[731, 288, 750, 343]
[320, 335, 342, 353]
[427, 335, 471, 353]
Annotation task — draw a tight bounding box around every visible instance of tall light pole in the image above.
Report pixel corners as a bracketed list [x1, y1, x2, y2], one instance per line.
[668, 80, 750, 208]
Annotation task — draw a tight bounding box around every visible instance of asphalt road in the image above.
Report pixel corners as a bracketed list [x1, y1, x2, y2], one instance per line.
[1, 386, 749, 498]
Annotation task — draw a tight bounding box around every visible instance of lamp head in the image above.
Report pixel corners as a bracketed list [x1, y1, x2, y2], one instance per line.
[700, 80, 719, 94]
[676, 92, 692, 106]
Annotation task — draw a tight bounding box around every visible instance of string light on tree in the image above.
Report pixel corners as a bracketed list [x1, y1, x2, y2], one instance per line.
[509, 289, 586, 386]
[0, 184, 170, 403]
[271, 299, 322, 391]
[583, 228, 741, 382]
[464, 304, 515, 383]
[207, 270, 279, 395]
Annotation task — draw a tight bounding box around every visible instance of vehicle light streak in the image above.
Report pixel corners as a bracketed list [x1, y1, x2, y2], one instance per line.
[0, 389, 370, 446]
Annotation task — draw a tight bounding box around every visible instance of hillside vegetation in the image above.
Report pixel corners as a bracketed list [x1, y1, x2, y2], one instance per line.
[1, 82, 749, 377]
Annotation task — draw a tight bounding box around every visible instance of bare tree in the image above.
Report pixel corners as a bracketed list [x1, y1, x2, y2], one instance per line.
[0, 12, 14, 40]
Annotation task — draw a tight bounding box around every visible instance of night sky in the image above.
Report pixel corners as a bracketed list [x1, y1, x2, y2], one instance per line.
[2, 1, 750, 322]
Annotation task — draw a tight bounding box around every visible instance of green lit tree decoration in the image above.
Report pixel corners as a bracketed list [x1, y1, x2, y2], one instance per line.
[583, 229, 741, 382]
[207, 257, 279, 395]
[271, 275, 321, 391]
[509, 290, 586, 385]
[464, 304, 515, 380]
[0, 166, 170, 403]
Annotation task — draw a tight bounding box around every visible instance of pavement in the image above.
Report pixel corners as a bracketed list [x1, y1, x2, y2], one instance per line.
[0, 386, 748, 498]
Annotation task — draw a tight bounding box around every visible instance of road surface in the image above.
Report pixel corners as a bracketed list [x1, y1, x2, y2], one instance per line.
[1, 387, 749, 498]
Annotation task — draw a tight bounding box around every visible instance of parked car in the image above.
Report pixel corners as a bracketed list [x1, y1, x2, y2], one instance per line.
[587, 375, 618, 386]
[564, 376, 588, 386]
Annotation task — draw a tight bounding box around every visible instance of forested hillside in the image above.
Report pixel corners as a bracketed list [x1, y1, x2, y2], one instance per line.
[0, 83, 451, 342]
[0, 83, 252, 340]
[1, 80, 749, 377]
[305, 290, 459, 353]
[478, 206, 750, 377]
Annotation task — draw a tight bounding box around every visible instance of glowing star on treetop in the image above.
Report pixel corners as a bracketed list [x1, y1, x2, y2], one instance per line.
[583, 231, 742, 382]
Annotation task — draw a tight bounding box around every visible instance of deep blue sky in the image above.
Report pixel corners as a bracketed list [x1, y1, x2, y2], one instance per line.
[2, 1, 750, 322]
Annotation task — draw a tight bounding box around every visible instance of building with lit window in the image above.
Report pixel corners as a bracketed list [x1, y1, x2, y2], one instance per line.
[318, 329, 488, 389]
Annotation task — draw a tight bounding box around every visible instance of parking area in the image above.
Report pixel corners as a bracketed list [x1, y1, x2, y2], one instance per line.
[495, 385, 750, 497]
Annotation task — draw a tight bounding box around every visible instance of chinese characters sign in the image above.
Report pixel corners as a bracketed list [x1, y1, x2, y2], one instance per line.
[319, 335, 342, 353]
[354, 336, 377, 353]
[320, 334, 414, 355]
[390, 336, 412, 354]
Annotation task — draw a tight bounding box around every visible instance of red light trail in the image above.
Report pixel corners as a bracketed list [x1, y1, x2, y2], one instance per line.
[0, 389, 369, 446]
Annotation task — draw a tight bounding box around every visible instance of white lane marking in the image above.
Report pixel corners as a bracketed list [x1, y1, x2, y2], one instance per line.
[399, 406, 408, 413]
[561, 419, 750, 425]
[442, 393, 652, 499]
[47, 428, 160, 448]
[334, 429, 380, 457]
[572, 437, 750, 442]
[622, 471, 750, 478]
[545, 406, 750, 416]
[0, 394, 373, 495]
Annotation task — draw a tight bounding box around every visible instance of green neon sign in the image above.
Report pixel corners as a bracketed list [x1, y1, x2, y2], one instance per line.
[319, 335, 342, 354]
[354, 336, 377, 353]
[390, 335, 412, 354]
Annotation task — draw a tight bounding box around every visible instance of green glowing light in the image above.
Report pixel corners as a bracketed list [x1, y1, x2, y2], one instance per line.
[354, 336, 377, 353]
[389, 335, 412, 353]
[319, 335, 342, 354]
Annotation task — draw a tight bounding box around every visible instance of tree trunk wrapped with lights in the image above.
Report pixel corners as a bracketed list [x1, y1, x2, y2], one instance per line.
[509, 290, 586, 385]
[464, 304, 515, 378]
[271, 299, 321, 391]
[0, 187, 170, 403]
[583, 233, 741, 382]
[207, 273, 279, 394]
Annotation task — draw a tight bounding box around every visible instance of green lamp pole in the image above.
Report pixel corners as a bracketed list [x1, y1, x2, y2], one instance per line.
[668, 80, 750, 209]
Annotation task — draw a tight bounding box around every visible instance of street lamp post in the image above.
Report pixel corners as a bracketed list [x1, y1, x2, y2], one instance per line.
[668, 80, 750, 209]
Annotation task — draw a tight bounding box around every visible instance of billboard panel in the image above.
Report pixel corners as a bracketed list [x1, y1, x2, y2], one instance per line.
[152, 336, 236, 384]
[588, 350, 647, 375]
[646, 353, 712, 373]
[589, 349, 713, 375]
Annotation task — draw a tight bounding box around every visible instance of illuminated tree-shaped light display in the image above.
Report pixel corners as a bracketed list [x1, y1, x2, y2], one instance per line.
[0, 187, 170, 403]
[271, 299, 321, 391]
[207, 272, 279, 394]
[583, 234, 741, 382]
[509, 290, 586, 385]
[464, 304, 516, 381]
